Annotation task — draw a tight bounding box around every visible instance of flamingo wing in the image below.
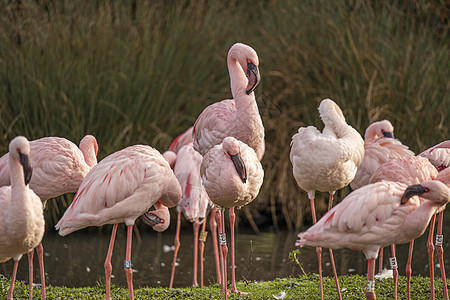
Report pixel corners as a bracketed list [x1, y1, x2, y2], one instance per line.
[419, 140, 450, 171]
[193, 99, 235, 155]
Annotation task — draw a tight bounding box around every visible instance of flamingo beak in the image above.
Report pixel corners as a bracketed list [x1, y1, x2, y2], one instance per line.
[246, 62, 260, 95]
[230, 153, 247, 183]
[141, 212, 164, 227]
[383, 131, 394, 138]
[19, 153, 32, 185]
[400, 184, 428, 204]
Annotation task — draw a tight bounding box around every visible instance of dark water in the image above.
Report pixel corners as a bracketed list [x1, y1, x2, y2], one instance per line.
[1, 220, 450, 288]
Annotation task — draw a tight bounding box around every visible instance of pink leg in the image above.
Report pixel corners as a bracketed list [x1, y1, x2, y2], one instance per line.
[169, 212, 181, 289]
[192, 221, 200, 287]
[27, 250, 34, 300]
[217, 208, 228, 298]
[328, 193, 342, 300]
[428, 214, 436, 300]
[229, 208, 247, 295]
[378, 247, 384, 274]
[210, 208, 221, 285]
[199, 219, 208, 287]
[436, 211, 448, 300]
[36, 243, 46, 300]
[365, 258, 377, 300]
[406, 240, 414, 300]
[104, 223, 118, 300]
[7, 259, 19, 300]
[310, 198, 323, 300]
[124, 225, 134, 300]
[390, 244, 398, 300]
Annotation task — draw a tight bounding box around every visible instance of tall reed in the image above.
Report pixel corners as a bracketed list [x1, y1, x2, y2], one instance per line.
[0, 0, 448, 230]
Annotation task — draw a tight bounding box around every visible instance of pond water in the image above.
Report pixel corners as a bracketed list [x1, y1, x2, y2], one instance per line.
[1, 220, 450, 288]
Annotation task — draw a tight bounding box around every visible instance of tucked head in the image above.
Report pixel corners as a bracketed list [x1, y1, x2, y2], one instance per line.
[141, 201, 170, 232]
[364, 120, 394, 140]
[222, 137, 247, 183]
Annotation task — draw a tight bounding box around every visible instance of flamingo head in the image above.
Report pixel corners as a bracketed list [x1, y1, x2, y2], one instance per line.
[364, 120, 394, 140]
[141, 203, 170, 232]
[10, 136, 33, 185]
[223, 137, 247, 183]
[401, 180, 450, 205]
[228, 43, 260, 95]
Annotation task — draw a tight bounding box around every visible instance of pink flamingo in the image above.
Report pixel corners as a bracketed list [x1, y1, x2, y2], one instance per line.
[0, 136, 45, 300]
[290, 98, 364, 300]
[192, 43, 264, 157]
[419, 140, 450, 299]
[0, 134, 98, 299]
[297, 179, 450, 300]
[164, 143, 214, 288]
[350, 120, 414, 190]
[55, 144, 182, 300]
[370, 156, 438, 299]
[201, 137, 263, 298]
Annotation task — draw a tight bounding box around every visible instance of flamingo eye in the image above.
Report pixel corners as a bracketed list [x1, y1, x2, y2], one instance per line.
[424, 188, 430, 193]
[247, 59, 252, 64]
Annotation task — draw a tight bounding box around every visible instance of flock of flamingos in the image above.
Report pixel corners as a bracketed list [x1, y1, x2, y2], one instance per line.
[0, 42, 449, 300]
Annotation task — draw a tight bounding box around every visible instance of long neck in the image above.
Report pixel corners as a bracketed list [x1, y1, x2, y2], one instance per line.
[402, 201, 439, 240]
[81, 146, 97, 168]
[321, 107, 353, 139]
[8, 154, 27, 212]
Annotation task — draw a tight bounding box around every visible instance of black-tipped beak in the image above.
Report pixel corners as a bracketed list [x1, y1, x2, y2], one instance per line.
[141, 212, 164, 227]
[400, 184, 428, 204]
[383, 131, 394, 138]
[19, 153, 32, 185]
[230, 153, 247, 183]
[246, 62, 260, 95]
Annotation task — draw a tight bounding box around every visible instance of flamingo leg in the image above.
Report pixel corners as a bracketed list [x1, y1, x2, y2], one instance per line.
[7, 259, 19, 300]
[229, 207, 247, 295]
[210, 208, 221, 285]
[436, 211, 448, 300]
[310, 197, 323, 300]
[390, 244, 398, 300]
[169, 212, 181, 289]
[124, 225, 134, 300]
[428, 214, 436, 300]
[378, 247, 384, 274]
[27, 249, 34, 300]
[199, 218, 208, 287]
[192, 221, 200, 287]
[328, 193, 342, 300]
[365, 258, 377, 300]
[406, 240, 414, 300]
[36, 242, 46, 300]
[217, 207, 228, 298]
[104, 223, 118, 300]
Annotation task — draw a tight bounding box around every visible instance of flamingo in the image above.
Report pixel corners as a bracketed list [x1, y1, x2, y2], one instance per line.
[350, 120, 414, 190]
[419, 140, 450, 299]
[192, 43, 264, 157]
[164, 143, 214, 288]
[0, 134, 98, 299]
[0, 136, 45, 300]
[55, 144, 182, 300]
[201, 137, 263, 298]
[297, 180, 450, 300]
[290, 98, 364, 300]
[370, 156, 438, 299]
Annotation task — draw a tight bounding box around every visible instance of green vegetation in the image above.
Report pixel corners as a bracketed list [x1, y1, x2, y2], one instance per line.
[1, 274, 450, 299]
[0, 0, 448, 230]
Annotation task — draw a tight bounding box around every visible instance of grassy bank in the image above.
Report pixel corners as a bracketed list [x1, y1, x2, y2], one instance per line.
[1, 274, 449, 299]
[0, 0, 448, 230]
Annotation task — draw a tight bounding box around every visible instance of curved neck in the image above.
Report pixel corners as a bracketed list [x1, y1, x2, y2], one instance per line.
[80, 144, 97, 168]
[403, 200, 439, 240]
[320, 106, 351, 139]
[8, 155, 27, 211]
[228, 57, 250, 100]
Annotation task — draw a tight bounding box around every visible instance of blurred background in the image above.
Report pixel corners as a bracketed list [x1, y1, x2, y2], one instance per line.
[0, 0, 448, 237]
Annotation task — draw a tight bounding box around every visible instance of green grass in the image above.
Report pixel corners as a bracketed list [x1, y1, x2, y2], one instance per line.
[1, 274, 449, 299]
[0, 0, 448, 230]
